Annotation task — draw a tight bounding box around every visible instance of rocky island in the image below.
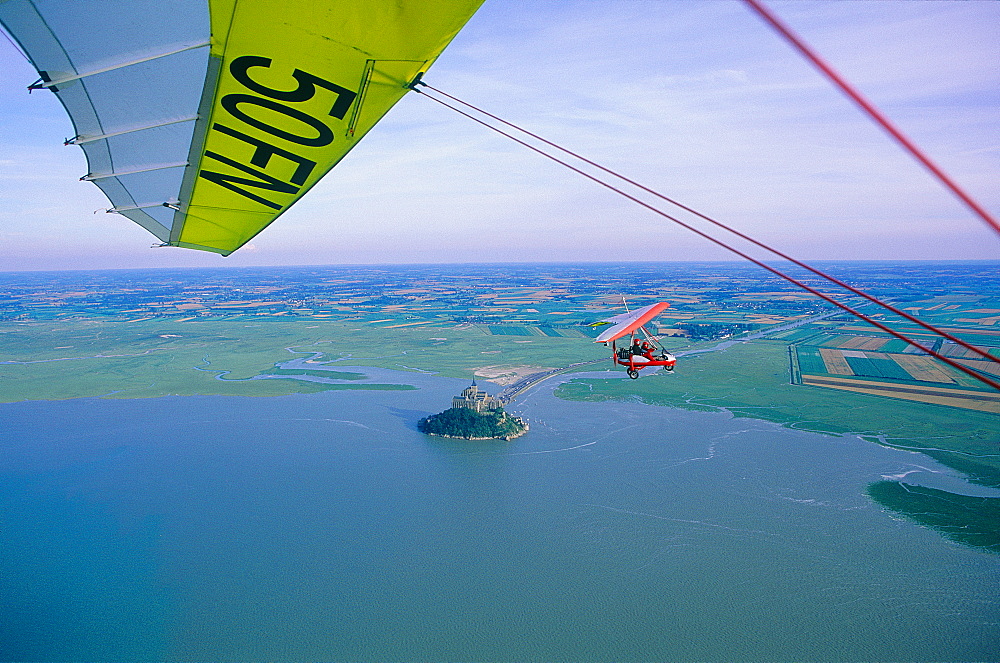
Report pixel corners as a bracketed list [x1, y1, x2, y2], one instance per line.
[418, 380, 528, 441]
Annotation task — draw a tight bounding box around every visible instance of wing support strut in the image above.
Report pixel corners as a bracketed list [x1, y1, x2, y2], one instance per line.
[107, 201, 180, 213]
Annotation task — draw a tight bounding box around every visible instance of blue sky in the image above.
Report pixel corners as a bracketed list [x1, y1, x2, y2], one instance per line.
[1, 0, 997, 270]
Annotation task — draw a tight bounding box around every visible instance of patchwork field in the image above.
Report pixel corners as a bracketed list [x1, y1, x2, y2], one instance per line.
[791, 327, 999, 412]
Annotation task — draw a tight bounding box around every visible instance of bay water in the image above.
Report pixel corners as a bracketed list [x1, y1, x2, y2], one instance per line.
[1, 370, 998, 661]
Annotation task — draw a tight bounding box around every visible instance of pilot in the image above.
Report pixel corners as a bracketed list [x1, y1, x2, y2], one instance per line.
[630, 338, 647, 356]
[632, 338, 655, 358]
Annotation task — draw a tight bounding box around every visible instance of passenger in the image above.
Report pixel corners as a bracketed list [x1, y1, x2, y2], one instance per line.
[632, 338, 656, 359]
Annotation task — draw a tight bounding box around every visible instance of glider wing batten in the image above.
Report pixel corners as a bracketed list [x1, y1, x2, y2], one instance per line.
[1, 0, 484, 255]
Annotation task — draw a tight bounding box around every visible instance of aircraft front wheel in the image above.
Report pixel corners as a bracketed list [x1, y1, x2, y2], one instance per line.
[627, 369, 639, 379]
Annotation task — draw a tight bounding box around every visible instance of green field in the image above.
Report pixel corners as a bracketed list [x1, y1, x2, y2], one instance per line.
[867, 481, 1000, 552]
[0, 317, 618, 402]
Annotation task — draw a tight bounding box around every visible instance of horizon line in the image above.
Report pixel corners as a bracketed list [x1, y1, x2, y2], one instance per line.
[2, 258, 999, 275]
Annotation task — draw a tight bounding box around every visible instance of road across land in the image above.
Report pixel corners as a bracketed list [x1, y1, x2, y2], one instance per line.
[496, 359, 607, 404]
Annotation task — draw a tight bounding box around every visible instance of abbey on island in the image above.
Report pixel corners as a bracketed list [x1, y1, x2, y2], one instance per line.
[419, 379, 528, 441]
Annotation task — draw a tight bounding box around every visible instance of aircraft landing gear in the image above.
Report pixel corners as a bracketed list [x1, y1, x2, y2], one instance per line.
[627, 368, 639, 379]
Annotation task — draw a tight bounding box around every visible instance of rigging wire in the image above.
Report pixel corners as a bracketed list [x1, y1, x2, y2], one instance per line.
[418, 81, 999, 367]
[743, 0, 1000, 237]
[0, 26, 30, 63]
[411, 85, 1000, 392]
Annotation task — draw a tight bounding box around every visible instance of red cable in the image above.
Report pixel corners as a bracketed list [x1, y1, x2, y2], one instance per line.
[412, 87, 1000, 392]
[743, 0, 1000, 236]
[420, 81, 999, 367]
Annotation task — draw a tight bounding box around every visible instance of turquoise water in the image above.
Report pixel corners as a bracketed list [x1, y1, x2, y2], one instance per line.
[1, 371, 998, 661]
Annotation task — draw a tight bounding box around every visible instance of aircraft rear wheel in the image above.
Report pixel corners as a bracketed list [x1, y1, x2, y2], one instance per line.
[627, 369, 639, 379]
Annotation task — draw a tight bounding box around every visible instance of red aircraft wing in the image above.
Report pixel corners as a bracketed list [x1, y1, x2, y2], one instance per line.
[593, 302, 671, 343]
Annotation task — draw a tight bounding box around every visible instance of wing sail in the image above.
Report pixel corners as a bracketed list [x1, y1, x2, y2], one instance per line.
[593, 302, 671, 343]
[0, 0, 484, 255]
[0, 0, 212, 242]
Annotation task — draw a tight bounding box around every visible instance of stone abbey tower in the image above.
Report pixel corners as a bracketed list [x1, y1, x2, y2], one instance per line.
[452, 379, 501, 413]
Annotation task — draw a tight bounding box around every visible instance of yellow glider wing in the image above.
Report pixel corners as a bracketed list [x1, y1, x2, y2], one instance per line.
[178, 0, 485, 254]
[0, 0, 484, 255]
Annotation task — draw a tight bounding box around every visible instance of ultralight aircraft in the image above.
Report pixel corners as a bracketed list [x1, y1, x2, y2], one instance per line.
[592, 302, 677, 378]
